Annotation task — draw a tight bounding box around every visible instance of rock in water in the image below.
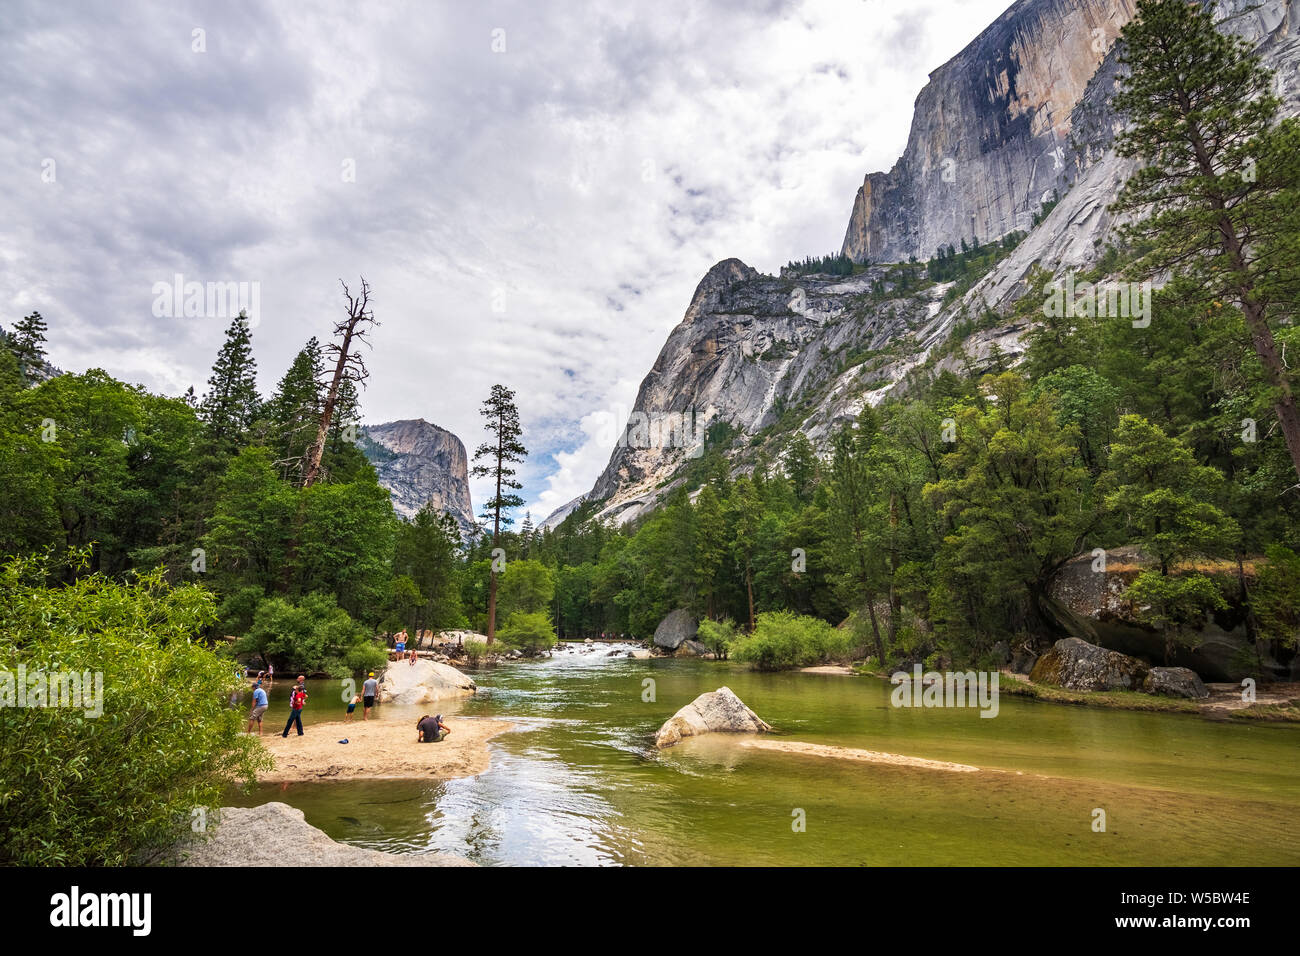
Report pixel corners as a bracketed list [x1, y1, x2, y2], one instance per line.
[653, 608, 698, 652]
[167, 803, 473, 867]
[1143, 667, 1209, 700]
[1030, 637, 1148, 692]
[655, 687, 771, 749]
[377, 659, 476, 706]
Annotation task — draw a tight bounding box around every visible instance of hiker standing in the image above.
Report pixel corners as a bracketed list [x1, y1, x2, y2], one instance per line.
[281, 676, 308, 737]
[247, 682, 269, 735]
[362, 672, 379, 719]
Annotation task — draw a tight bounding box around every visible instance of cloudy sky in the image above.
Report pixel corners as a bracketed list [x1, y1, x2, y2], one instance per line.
[0, 0, 1010, 519]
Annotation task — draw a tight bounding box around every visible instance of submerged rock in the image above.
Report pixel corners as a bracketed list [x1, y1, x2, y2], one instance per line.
[1030, 637, 1148, 692]
[654, 686, 771, 749]
[653, 609, 698, 652]
[676, 639, 715, 659]
[377, 658, 476, 706]
[1143, 666, 1210, 700]
[167, 802, 473, 867]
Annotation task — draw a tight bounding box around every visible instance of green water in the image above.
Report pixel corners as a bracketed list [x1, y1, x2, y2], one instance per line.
[228, 646, 1300, 866]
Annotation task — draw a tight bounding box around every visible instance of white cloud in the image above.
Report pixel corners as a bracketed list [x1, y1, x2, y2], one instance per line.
[0, 0, 1011, 518]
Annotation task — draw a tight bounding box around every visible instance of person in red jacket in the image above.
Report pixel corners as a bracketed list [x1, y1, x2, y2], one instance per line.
[281, 676, 308, 737]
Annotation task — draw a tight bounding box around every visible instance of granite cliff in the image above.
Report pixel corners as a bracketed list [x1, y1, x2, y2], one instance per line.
[551, 0, 1300, 529]
[360, 419, 476, 535]
[840, 0, 1139, 265]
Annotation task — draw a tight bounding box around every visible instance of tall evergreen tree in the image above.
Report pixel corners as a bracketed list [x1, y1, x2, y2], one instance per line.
[8, 311, 48, 382]
[199, 312, 260, 451]
[1111, 0, 1300, 483]
[267, 336, 324, 475]
[470, 384, 527, 643]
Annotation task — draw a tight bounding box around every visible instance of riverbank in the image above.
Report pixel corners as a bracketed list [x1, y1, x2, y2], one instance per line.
[848, 663, 1300, 721]
[999, 672, 1300, 721]
[255, 715, 514, 783]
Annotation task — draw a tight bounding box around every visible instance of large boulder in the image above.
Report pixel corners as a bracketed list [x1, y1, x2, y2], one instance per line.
[377, 659, 476, 706]
[1030, 637, 1149, 692]
[166, 803, 473, 867]
[1045, 547, 1286, 681]
[653, 609, 698, 651]
[1143, 666, 1210, 700]
[654, 686, 771, 749]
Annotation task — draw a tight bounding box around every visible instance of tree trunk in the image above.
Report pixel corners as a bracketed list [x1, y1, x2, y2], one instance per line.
[745, 567, 755, 633]
[865, 598, 886, 666]
[1180, 111, 1300, 485]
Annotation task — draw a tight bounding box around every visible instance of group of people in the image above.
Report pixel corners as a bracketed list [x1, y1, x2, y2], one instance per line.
[240, 668, 453, 744]
[393, 630, 420, 666]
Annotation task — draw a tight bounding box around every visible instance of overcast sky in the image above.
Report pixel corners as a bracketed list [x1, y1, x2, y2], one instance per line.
[0, 0, 1010, 519]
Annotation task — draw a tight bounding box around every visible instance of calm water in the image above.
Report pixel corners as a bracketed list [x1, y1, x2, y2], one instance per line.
[228, 645, 1300, 865]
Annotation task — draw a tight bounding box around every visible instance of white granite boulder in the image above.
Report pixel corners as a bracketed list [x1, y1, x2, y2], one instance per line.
[654, 686, 771, 748]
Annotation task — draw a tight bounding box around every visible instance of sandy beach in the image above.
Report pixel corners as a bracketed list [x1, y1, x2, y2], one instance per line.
[255, 714, 514, 784]
[738, 737, 981, 773]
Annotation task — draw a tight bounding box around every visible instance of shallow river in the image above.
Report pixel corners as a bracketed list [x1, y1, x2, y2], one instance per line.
[228, 644, 1300, 865]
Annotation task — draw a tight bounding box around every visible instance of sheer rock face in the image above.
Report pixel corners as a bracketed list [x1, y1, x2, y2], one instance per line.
[841, 0, 1300, 266]
[578, 259, 941, 526]
[841, 0, 1139, 265]
[360, 419, 475, 535]
[552, 0, 1300, 531]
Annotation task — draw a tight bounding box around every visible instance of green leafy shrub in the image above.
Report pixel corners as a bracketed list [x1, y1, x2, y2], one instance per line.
[0, 551, 272, 865]
[236, 592, 386, 677]
[728, 610, 854, 670]
[496, 611, 556, 655]
[696, 618, 736, 659]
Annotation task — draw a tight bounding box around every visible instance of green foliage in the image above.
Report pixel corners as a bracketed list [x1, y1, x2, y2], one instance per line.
[235, 592, 384, 677]
[497, 558, 555, 618]
[1126, 570, 1227, 665]
[784, 252, 855, 277]
[696, 617, 736, 659]
[496, 611, 556, 655]
[0, 551, 271, 865]
[1253, 545, 1300, 650]
[1102, 415, 1239, 574]
[729, 610, 855, 670]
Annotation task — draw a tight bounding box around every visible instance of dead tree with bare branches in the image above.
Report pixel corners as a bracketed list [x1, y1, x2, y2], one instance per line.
[302, 278, 378, 487]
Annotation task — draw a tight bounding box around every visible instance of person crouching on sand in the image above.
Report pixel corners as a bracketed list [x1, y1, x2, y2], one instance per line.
[416, 714, 449, 743]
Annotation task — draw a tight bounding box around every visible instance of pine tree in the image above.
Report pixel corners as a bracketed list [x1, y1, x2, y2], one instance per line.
[784, 431, 818, 503]
[471, 384, 527, 643]
[267, 337, 324, 474]
[693, 484, 726, 618]
[9, 311, 48, 381]
[199, 312, 260, 451]
[1111, 0, 1300, 483]
[519, 511, 534, 557]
